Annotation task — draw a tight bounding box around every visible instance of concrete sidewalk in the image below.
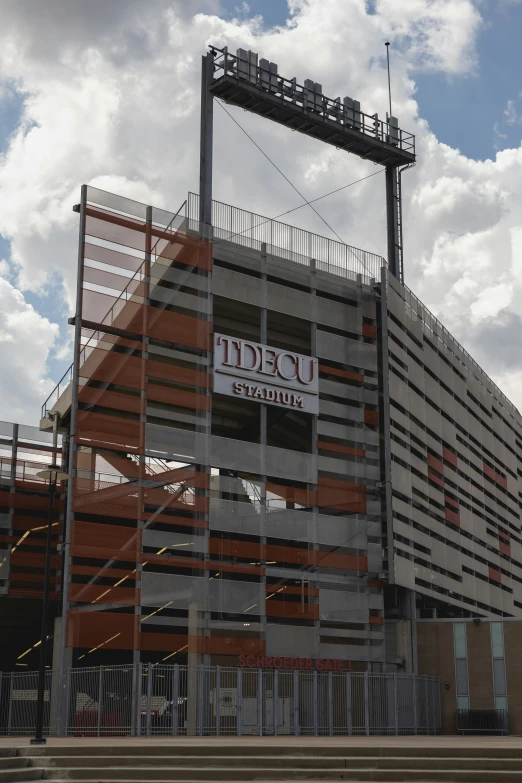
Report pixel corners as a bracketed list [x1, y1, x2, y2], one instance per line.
[1, 735, 522, 748]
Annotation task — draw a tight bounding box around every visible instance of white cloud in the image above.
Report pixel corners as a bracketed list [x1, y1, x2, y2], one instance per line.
[0, 0, 521, 418]
[0, 276, 58, 424]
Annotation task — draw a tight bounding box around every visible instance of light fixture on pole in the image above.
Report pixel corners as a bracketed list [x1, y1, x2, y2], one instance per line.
[30, 412, 68, 745]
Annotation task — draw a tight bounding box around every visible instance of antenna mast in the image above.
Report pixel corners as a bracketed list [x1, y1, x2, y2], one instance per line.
[385, 41, 392, 118]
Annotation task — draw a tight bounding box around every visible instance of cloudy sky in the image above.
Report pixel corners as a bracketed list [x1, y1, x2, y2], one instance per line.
[0, 0, 521, 424]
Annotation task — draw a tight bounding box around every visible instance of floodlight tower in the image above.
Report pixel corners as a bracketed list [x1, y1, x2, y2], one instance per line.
[199, 47, 416, 283]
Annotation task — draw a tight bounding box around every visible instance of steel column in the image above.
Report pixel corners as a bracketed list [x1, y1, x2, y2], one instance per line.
[57, 184, 87, 736]
[172, 664, 179, 737]
[146, 663, 152, 737]
[313, 670, 318, 737]
[385, 165, 400, 280]
[345, 671, 352, 736]
[273, 669, 278, 737]
[97, 666, 103, 737]
[199, 52, 214, 229]
[328, 671, 333, 736]
[31, 413, 59, 744]
[364, 671, 370, 736]
[257, 668, 263, 736]
[293, 670, 299, 736]
[215, 665, 220, 737]
[236, 668, 242, 737]
[393, 672, 399, 736]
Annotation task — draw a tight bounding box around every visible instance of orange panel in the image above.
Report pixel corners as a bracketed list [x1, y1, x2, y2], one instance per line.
[369, 616, 384, 625]
[209, 538, 262, 560]
[427, 453, 444, 474]
[483, 462, 507, 489]
[8, 572, 60, 585]
[85, 207, 146, 252]
[139, 633, 188, 653]
[362, 323, 377, 340]
[9, 587, 59, 599]
[10, 552, 60, 569]
[442, 447, 458, 467]
[73, 481, 142, 520]
[152, 232, 212, 272]
[146, 308, 211, 351]
[266, 482, 316, 507]
[266, 584, 319, 597]
[72, 521, 140, 553]
[317, 477, 366, 513]
[10, 495, 49, 510]
[80, 349, 143, 390]
[147, 360, 209, 389]
[428, 471, 444, 489]
[67, 610, 139, 650]
[146, 384, 210, 411]
[318, 551, 367, 571]
[317, 441, 365, 458]
[364, 410, 379, 427]
[265, 543, 314, 566]
[84, 241, 144, 275]
[266, 602, 319, 620]
[70, 564, 137, 579]
[71, 546, 139, 563]
[76, 411, 141, 452]
[445, 507, 460, 527]
[78, 387, 142, 415]
[69, 583, 138, 606]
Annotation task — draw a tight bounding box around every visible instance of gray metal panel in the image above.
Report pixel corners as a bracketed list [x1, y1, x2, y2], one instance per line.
[267, 281, 312, 320]
[213, 265, 263, 306]
[265, 445, 316, 483]
[210, 436, 263, 474]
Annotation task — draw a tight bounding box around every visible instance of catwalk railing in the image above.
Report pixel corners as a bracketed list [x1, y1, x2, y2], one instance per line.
[187, 193, 385, 284]
[0, 665, 441, 737]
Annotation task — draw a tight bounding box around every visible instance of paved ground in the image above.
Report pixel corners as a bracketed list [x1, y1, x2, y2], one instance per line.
[1, 736, 522, 748]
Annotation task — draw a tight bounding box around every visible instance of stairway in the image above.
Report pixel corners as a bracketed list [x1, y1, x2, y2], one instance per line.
[9, 741, 522, 782]
[0, 750, 44, 783]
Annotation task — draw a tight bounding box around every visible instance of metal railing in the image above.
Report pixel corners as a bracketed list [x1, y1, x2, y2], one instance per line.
[0, 664, 441, 737]
[456, 708, 509, 735]
[187, 193, 385, 283]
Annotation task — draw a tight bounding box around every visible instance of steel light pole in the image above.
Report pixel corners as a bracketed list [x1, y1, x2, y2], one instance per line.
[31, 412, 68, 745]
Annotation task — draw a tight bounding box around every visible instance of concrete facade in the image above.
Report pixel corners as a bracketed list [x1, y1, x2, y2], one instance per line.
[384, 272, 522, 620]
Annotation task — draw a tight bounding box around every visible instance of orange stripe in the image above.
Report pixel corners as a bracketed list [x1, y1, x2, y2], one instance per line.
[266, 603, 319, 620]
[317, 441, 365, 458]
[265, 584, 319, 597]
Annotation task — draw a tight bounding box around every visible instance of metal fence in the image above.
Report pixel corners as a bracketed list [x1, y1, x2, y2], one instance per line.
[0, 665, 440, 737]
[187, 193, 385, 284]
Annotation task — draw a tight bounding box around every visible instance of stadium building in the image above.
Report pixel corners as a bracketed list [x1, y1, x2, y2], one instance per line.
[0, 47, 521, 734]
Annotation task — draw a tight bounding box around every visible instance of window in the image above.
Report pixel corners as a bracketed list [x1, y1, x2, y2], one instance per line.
[490, 622, 508, 712]
[454, 623, 469, 709]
